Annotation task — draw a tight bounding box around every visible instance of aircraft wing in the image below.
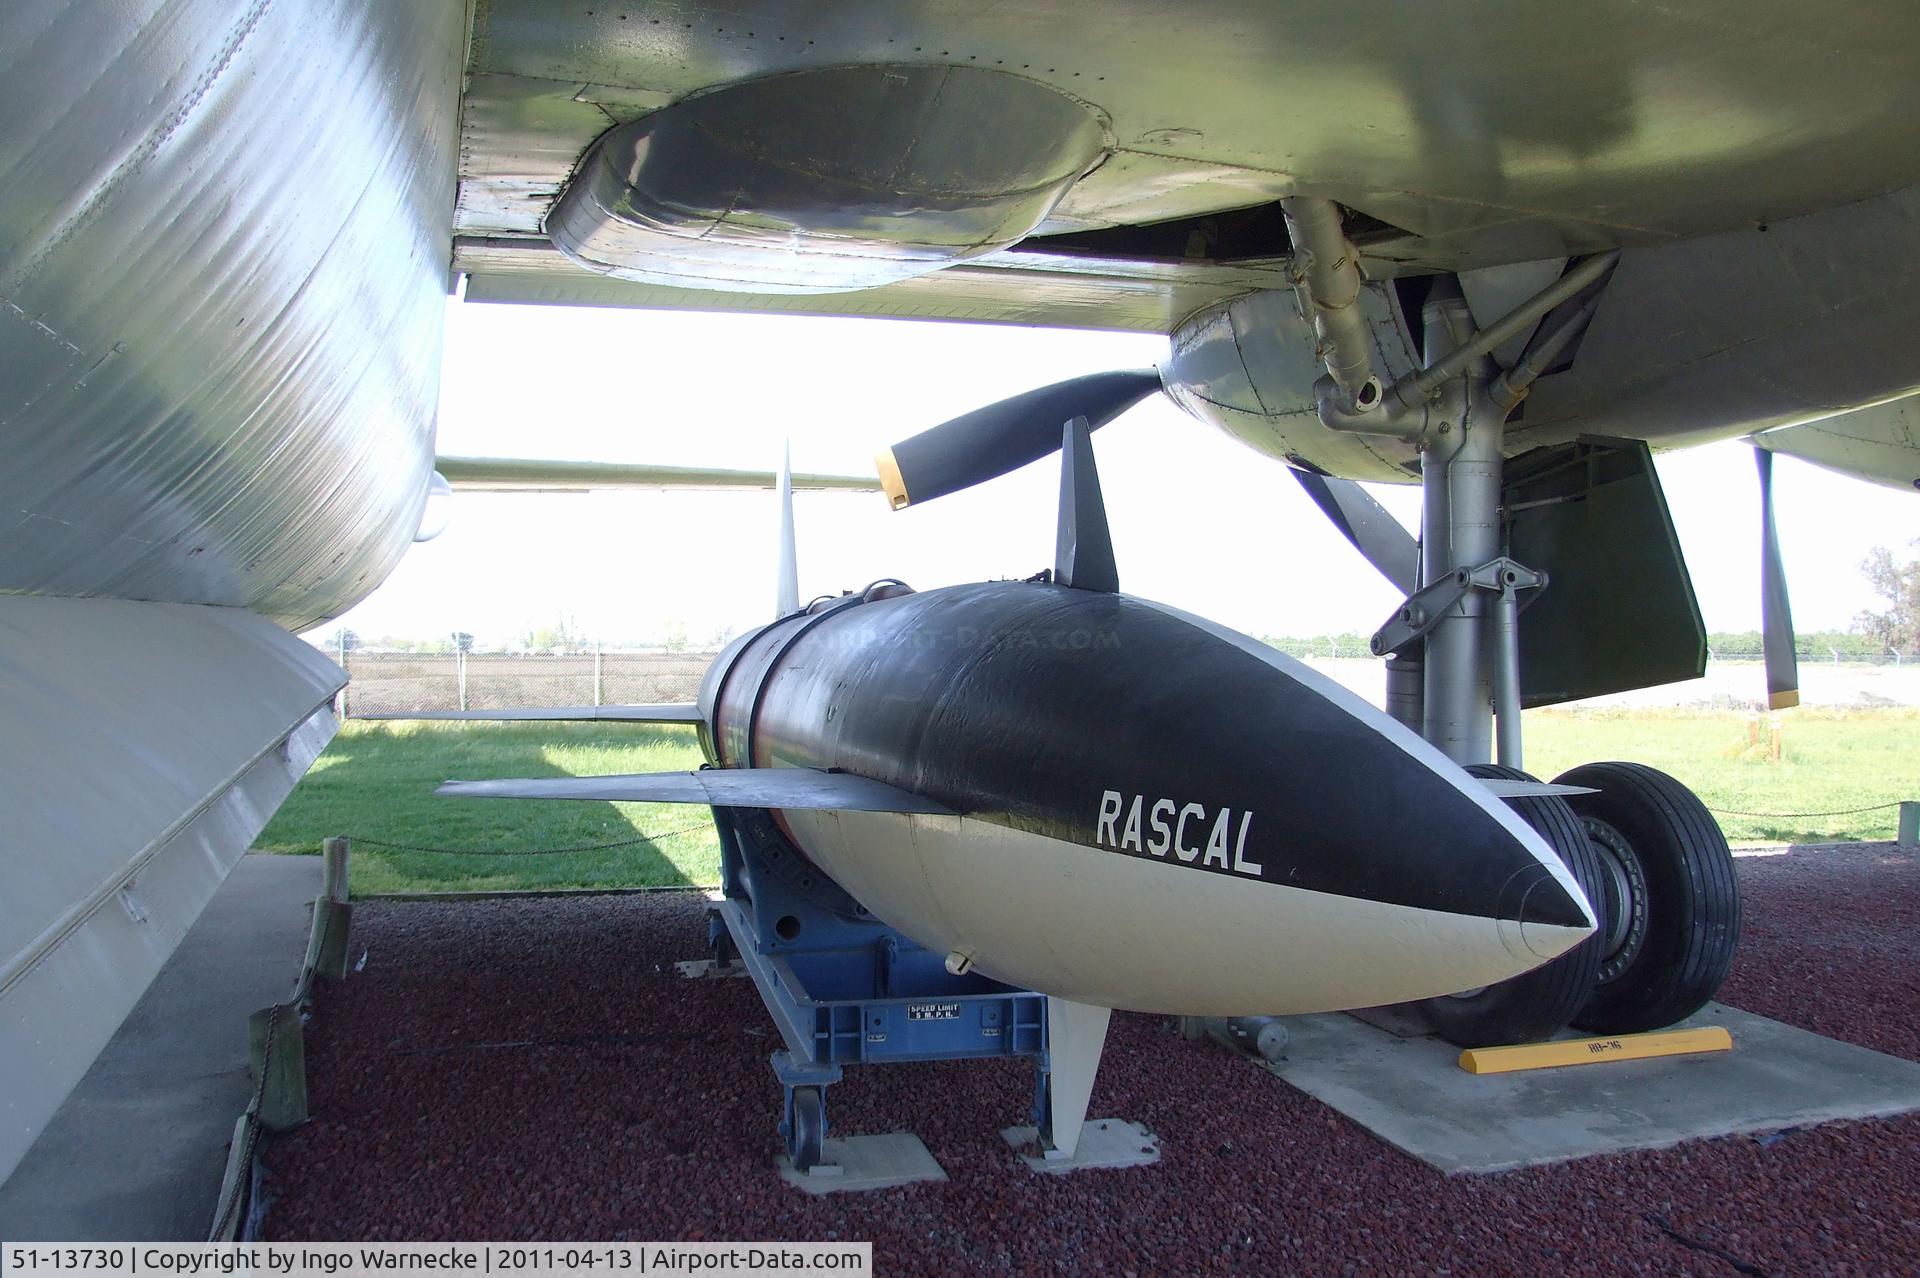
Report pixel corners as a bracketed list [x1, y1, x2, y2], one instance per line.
[438, 455, 879, 493]
[437, 768, 955, 814]
[453, 237, 1279, 336]
[1753, 400, 1920, 494]
[455, 2, 1920, 332]
[357, 704, 702, 724]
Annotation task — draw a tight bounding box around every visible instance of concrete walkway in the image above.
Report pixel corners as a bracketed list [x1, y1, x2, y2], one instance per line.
[0, 855, 319, 1240]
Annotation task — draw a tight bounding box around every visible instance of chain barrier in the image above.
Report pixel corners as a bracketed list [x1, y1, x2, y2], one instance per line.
[344, 825, 710, 858]
[1706, 801, 1900, 820]
[207, 1002, 279, 1241]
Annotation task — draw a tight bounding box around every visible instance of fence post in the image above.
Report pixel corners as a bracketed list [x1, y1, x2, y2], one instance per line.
[335, 632, 349, 719]
[311, 837, 352, 981]
[457, 648, 468, 711]
[1900, 802, 1918, 850]
[594, 641, 604, 707]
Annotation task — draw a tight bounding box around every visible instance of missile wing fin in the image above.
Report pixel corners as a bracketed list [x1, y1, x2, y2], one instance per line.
[1055, 416, 1119, 593]
[355, 704, 703, 724]
[1478, 779, 1598, 799]
[436, 767, 955, 814]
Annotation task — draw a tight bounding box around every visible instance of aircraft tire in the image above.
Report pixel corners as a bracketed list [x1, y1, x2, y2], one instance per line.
[1415, 764, 1610, 1048]
[1557, 761, 1741, 1035]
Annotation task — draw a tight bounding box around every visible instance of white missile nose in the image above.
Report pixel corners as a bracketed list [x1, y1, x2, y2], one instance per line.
[1498, 864, 1598, 964]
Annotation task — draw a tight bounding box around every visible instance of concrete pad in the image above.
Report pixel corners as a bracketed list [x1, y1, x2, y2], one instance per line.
[1345, 1002, 1430, 1039]
[0, 855, 320, 1240]
[1263, 1003, 1920, 1175]
[1000, 1118, 1161, 1173]
[776, 1132, 947, 1194]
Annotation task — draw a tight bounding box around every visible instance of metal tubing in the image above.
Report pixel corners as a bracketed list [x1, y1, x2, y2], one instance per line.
[1318, 251, 1620, 440]
[1419, 286, 1500, 765]
[1391, 251, 1619, 411]
[1492, 584, 1524, 769]
[1490, 296, 1602, 411]
[1281, 197, 1381, 409]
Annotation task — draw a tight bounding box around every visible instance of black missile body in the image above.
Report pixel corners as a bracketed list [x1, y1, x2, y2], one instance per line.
[697, 579, 1587, 932]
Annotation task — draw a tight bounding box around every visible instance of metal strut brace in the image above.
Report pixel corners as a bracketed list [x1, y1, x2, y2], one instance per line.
[1370, 557, 1545, 769]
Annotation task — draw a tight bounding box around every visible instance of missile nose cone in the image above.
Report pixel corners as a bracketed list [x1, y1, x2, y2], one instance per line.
[1498, 861, 1598, 965]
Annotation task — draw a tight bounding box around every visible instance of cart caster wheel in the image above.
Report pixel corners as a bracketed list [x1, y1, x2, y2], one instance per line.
[1415, 764, 1609, 1048]
[1555, 761, 1740, 1035]
[788, 1086, 826, 1171]
[707, 913, 737, 967]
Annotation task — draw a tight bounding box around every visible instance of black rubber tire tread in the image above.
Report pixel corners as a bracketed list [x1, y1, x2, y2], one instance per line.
[1415, 764, 1609, 1048]
[1557, 761, 1740, 1035]
[791, 1087, 825, 1170]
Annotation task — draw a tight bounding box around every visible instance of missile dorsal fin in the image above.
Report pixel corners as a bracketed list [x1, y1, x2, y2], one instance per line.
[775, 441, 799, 617]
[1055, 417, 1119, 593]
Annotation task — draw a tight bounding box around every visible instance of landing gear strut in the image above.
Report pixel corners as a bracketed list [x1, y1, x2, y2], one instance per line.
[1284, 199, 1741, 1045]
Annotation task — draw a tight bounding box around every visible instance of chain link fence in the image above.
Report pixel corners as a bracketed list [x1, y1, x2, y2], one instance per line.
[338, 650, 715, 717]
[332, 645, 1918, 717]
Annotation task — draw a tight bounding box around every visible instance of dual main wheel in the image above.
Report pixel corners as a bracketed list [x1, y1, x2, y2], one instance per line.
[1418, 761, 1742, 1048]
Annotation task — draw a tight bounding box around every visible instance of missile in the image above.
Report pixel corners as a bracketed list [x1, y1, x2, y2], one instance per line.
[436, 423, 1596, 1019]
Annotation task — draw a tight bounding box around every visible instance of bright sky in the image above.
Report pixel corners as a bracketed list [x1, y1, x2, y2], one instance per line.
[324, 299, 1917, 648]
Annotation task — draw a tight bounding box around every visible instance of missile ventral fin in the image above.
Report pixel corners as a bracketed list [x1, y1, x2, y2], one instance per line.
[355, 704, 702, 724]
[436, 766, 955, 814]
[1055, 416, 1119, 593]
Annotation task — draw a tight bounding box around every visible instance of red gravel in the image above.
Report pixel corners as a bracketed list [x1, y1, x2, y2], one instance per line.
[264, 845, 1920, 1275]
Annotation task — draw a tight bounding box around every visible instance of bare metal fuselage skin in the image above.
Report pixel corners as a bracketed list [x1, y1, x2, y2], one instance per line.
[3, 0, 1919, 1192]
[3, 0, 1916, 632]
[1, 0, 462, 631]
[0, 0, 463, 1188]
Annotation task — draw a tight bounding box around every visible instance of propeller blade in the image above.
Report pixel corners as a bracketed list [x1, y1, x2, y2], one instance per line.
[1290, 469, 1419, 595]
[876, 368, 1161, 509]
[1755, 446, 1800, 709]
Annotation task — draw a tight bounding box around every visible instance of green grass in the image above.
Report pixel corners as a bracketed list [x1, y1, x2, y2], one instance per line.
[1523, 706, 1916, 845]
[253, 721, 720, 894]
[257, 710, 1916, 894]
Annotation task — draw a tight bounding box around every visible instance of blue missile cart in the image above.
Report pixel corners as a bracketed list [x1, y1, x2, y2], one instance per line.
[706, 804, 1057, 1171]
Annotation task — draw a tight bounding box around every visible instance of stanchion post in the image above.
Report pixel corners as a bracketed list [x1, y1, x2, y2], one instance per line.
[1900, 801, 1918, 850]
[314, 837, 352, 980]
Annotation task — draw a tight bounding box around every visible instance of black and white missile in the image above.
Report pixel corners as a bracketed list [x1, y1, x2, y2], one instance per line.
[436, 422, 1597, 1018]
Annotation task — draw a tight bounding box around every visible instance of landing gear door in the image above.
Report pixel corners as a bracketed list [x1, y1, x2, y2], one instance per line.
[1507, 437, 1707, 708]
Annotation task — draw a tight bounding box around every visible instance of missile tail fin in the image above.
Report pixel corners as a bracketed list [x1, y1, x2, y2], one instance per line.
[1055, 417, 1119, 593]
[775, 441, 800, 618]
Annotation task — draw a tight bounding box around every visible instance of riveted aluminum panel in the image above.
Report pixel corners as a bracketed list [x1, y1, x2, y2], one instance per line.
[1755, 397, 1920, 493]
[464, 0, 1920, 266]
[1516, 187, 1920, 456]
[0, 0, 465, 630]
[0, 597, 345, 1185]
